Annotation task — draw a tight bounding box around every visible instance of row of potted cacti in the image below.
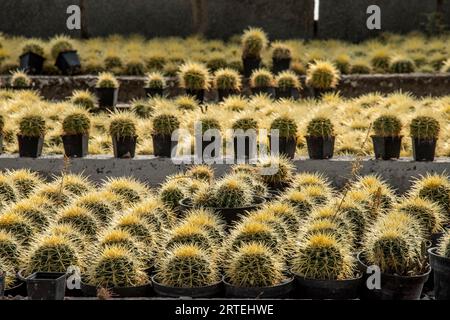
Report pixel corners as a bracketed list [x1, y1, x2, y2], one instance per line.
[0, 165, 450, 299]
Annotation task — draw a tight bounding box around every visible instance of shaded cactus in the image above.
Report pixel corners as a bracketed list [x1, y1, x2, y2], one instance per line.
[410, 173, 450, 216]
[279, 189, 313, 219]
[62, 112, 91, 135]
[305, 60, 340, 90]
[250, 69, 274, 88]
[212, 176, 253, 208]
[112, 213, 156, 247]
[213, 68, 242, 90]
[410, 116, 440, 140]
[152, 113, 180, 135]
[54, 173, 94, 196]
[74, 192, 116, 226]
[109, 112, 137, 138]
[241, 27, 268, 59]
[390, 57, 415, 73]
[270, 116, 298, 138]
[0, 230, 22, 267]
[373, 115, 402, 137]
[186, 164, 215, 183]
[178, 62, 211, 90]
[306, 117, 334, 137]
[275, 70, 301, 90]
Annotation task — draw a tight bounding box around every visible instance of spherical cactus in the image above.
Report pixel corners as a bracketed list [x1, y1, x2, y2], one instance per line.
[183, 208, 225, 245]
[275, 71, 301, 90]
[198, 116, 221, 134]
[50, 35, 74, 59]
[159, 180, 186, 210]
[226, 242, 284, 287]
[206, 55, 228, 72]
[74, 192, 116, 227]
[271, 42, 292, 60]
[260, 202, 299, 234]
[249, 69, 274, 89]
[410, 173, 450, 216]
[213, 68, 242, 90]
[291, 172, 332, 190]
[21, 40, 45, 57]
[292, 233, 355, 280]
[35, 184, 70, 208]
[87, 245, 149, 288]
[233, 172, 269, 199]
[229, 221, 279, 252]
[437, 232, 450, 258]
[0, 212, 34, 246]
[70, 90, 98, 112]
[178, 62, 211, 90]
[103, 177, 149, 204]
[270, 115, 298, 138]
[55, 173, 94, 196]
[129, 198, 175, 232]
[333, 54, 351, 74]
[56, 206, 99, 239]
[0, 230, 21, 267]
[373, 115, 402, 137]
[246, 210, 289, 242]
[186, 164, 215, 183]
[165, 224, 213, 251]
[305, 60, 340, 90]
[279, 189, 313, 219]
[23, 235, 81, 276]
[131, 99, 154, 119]
[158, 244, 219, 288]
[96, 72, 119, 89]
[113, 213, 156, 247]
[390, 57, 416, 73]
[212, 176, 253, 208]
[349, 61, 372, 74]
[241, 27, 268, 59]
[7, 199, 51, 231]
[6, 169, 43, 198]
[175, 96, 198, 112]
[0, 175, 18, 203]
[10, 70, 32, 88]
[257, 155, 295, 189]
[18, 112, 46, 137]
[47, 223, 88, 251]
[306, 117, 334, 137]
[145, 72, 166, 89]
[152, 113, 180, 136]
[339, 201, 368, 245]
[222, 96, 247, 112]
[145, 54, 166, 71]
[300, 185, 332, 206]
[232, 117, 258, 131]
[104, 54, 123, 69]
[62, 111, 91, 136]
[370, 50, 391, 72]
[410, 116, 440, 140]
[109, 112, 137, 138]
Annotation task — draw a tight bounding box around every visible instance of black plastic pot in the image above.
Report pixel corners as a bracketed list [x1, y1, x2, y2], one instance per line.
[293, 273, 362, 299]
[112, 136, 137, 159]
[428, 247, 450, 300]
[217, 89, 239, 102]
[152, 134, 178, 158]
[20, 52, 45, 75]
[412, 138, 437, 162]
[152, 276, 222, 298]
[224, 277, 294, 298]
[186, 89, 205, 104]
[251, 86, 275, 98]
[26, 272, 67, 300]
[17, 135, 44, 158]
[372, 136, 402, 160]
[81, 281, 152, 298]
[62, 134, 89, 158]
[272, 58, 291, 74]
[268, 135, 297, 159]
[233, 135, 257, 162]
[55, 50, 81, 75]
[306, 136, 335, 159]
[96, 87, 118, 110]
[145, 87, 164, 98]
[357, 252, 430, 300]
[242, 57, 261, 78]
[275, 87, 299, 100]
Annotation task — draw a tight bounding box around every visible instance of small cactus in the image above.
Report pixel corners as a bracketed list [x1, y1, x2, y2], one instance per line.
[0, 230, 22, 267]
[232, 117, 258, 131]
[0, 212, 34, 246]
[212, 176, 253, 208]
[349, 61, 372, 74]
[410, 173, 450, 215]
[250, 69, 274, 88]
[62, 111, 91, 135]
[129, 198, 175, 232]
[270, 116, 298, 138]
[145, 72, 166, 89]
[103, 177, 148, 204]
[54, 173, 93, 196]
[35, 184, 70, 208]
[279, 189, 313, 219]
[300, 185, 332, 207]
[6, 169, 42, 198]
[213, 68, 242, 90]
[437, 232, 450, 258]
[74, 192, 116, 226]
[229, 221, 279, 252]
[21, 40, 45, 57]
[241, 27, 268, 59]
[257, 155, 295, 189]
[112, 213, 156, 247]
[152, 114, 180, 136]
[56, 206, 99, 239]
[159, 180, 186, 210]
[390, 57, 416, 73]
[70, 90, 98, 112]
[109, 112, 137, 138]
[50, 35, 74, 59]
[410, 116, 440, 140]
[96, 72, 119, 88]
[370, 50, 391, 72]
[7, 199, 51, 231]
[186, 165, 215, 183]
[305, 60, 340, 90]
[178, 62, 211, 90]
[10, 70, 31, 88]
[183, 208, 225, 245]
[275, 71, 301, 90]
[306, 117, 334, 137]
[271, 42, 292, 60]
[175, 95, 199, 111]
[373, 115, 402, 137]
[18, 113, 46, 137]
[260, 202, 300, 234]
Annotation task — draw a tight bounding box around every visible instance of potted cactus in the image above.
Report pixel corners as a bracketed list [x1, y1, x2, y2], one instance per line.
[213, 68, 242, 101]
[61, 112, 91, 158]
[20, 40, 45, 74]
[390, 57, 416, 74]
[152, 114, 180, 157]
[305, 60, 340, 98]
[241, 28, 268, 78]
[70, 90, 98, 113]
[178, 62, 210, 103]
[257, 156, 295, 192]
[372, 115, 403, 160]
[410, 116, 440, 161]
[224, 242, 294, 298]
[109, 112, 138, 159]
[271, 42, 292, 74]
[152, 244, 222, 298]
[232, 117, 258, 162]
[95, 72, 119, 110]
[9, 70, 32, 90]
[269, 116, 298, 159]
[196, 117, 221, 161]
[275, 71, 301, 99]
[51, 36, 81, 75]
[144, 72, 165, 98]
[428, 232, 450, 300]
[249, 69, 275, 98]
[17, 113, 46, 158]
[305, 117, 335, 159]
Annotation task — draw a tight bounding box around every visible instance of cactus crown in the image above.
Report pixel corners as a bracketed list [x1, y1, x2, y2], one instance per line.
[159, 180, 186, 210]
[145, 72, 166, 89]
[305, 60, 340, 90]
[306, 117, 334, 137]
[199, 116, 221, 134]
[270, 115, 298, 138]
[62, 111, 91, 135]
[212, 176, 253, 208]
[74, 192, 116, 225]
[0, 175, 18, 203]
[370, 50, 391, 72]
[0, 230, 21, 267]
[271, 42, 292, 60]
[10, 70, 31, 88]
[275, 71, 301, 89]
[109, 112, 137, 138]
[50, 35, 74, 58]
[178, 62, 211, 90]
[373, 114, 402, 137]
[410, 116, 440, 139]
[152, 113, 180, 135]
[232, 117, 258, 131]
[70, 90, 97, 111]
[0, 212, 34, 245]
[103, 177, 149, 204]
[390, 56, 416, 73]
[6, 169, 42, 198]
[213, 68, 242, 90]
[55, 173, 93, 196]
[250, 69, 274, 88]
[437, 232, 450, 258]
[165, 223, 213, 252]
[257, 155, 295, 186]
[175, 95, 199, 111]
[96, 72, 119, 88]
[241, 27, 268, 59]
[411, 173, 450, 214]
[19, 113, 46, 137]
[57, 206, 99, 238]
[230, 221, 279, 251]
[186, 165, 215, 182]
[21, 40, 45, 56]
[131, 99, 154, 119]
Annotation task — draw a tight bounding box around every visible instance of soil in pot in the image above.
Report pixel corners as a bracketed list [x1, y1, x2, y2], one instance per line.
[217, 89, 239, 102]
[145, 87, 164, 98]
[251, 86, 275, 98]
[428, 247, 450, 300]
[268, 135, 297, 159]
[81, 281, 152, 298]
[62, 134, 89, 158]
[306, 136, 335, 159]
[20, 52, 45, 75]
[186, 89, 205, 104]
[18, 135, 44, 158]
[224, 277, 294, 298]
[112, 136, 137, 159]
[96, 87, 118, 110]
[412, 138, 437, 161]
[372, 136, 402, 160]
[152, 275, 223, 298]
[152, 134, 178, 158]
[275, 88, 299, 100]
[242, 57, 261, 78]
[293, 273, 363, 299]
[357, 252, 430, 300]
[26, 272, 67, 300]
[55, 50, 81, 75]
[272, 58, 291, 74]
[233, 135, 257, 163]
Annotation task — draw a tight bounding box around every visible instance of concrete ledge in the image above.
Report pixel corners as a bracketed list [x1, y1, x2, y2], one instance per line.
[0, 155, 449, 193]
[2, 73, 449, 102]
